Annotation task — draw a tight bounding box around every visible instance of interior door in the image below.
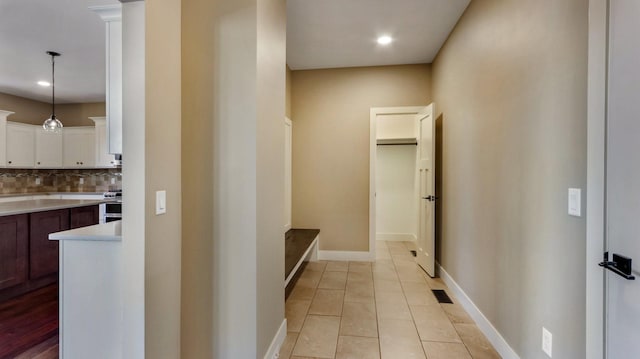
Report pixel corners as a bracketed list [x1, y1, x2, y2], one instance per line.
[605, 0, 640, 356]
[416, 104, 435, 277]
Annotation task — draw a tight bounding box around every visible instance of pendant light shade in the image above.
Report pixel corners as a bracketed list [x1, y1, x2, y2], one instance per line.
[43, 51, 63, 133]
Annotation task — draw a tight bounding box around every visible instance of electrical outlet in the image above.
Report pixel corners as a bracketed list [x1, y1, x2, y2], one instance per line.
[79, 178, 84, 185]
[35, 177, 41, 185]
[542, 327, 552, 357]
[111, 177, 116, 185]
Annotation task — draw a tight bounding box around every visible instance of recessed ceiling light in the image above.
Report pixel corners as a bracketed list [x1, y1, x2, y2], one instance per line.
[37, 81, 50, 87]
[377, 36, 393, 45]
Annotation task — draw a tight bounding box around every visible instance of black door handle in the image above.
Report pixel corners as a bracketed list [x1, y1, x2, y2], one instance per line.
[599, 252, 635, 280]
[422, 195, 439, 202]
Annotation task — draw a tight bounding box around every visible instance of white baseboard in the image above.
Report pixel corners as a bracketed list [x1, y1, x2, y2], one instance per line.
[376, 233, 417, 242]
[438, 264, 520, 359]
[263, 319, 287, 359]
[318, 250, 373, 262]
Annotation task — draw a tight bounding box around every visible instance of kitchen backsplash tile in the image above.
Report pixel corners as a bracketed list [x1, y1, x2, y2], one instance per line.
[0, 168, 121, 194]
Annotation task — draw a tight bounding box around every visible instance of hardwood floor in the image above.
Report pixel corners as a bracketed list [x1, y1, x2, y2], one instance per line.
[0, 284, 58, 359]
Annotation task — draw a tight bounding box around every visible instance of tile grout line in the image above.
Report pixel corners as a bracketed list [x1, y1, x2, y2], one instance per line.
[372, 258, 383, 359]
[333, 261, 349, 359]
[287, 263, 324, 359]
[392, 241, 429, 359]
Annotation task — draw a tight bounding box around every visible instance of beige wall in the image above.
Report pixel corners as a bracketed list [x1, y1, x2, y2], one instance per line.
[144, 0, 182, 357]
[432, 0, 587, 358]
[181, 0, 286, 357]
[180, 0, 214, 356]
[0, 92, 105, 126]
[291, 64, 431, 251]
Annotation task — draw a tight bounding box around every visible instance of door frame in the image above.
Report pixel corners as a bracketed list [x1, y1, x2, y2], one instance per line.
[369, 106, 427, 261]
[284, 117, 293, 232]
[586, 0, 607, 357]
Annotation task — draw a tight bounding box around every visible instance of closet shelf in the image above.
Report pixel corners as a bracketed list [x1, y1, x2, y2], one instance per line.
[376, 138, 418, 146]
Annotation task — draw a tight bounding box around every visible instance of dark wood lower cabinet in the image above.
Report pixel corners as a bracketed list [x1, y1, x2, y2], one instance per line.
[0, 214, 28, 290]
[70, 205, 100, 229]
[0, 205, 100, 300]
[29, 209, 69, 280]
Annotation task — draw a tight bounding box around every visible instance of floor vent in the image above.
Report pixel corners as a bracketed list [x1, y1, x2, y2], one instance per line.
[432, 289, 453, 304]
[410, 250, 417, 257]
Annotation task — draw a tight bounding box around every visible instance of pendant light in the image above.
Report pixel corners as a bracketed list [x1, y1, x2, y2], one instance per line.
[42, 51, 63, 133]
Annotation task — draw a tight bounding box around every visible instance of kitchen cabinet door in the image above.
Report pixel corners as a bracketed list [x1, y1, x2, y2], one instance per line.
[0, 214, 28, 290]
[6, 122, 35, 168]
[63, 127, 96, 168]
[91, 117, 117, 167]
[70, 206, 99, 229]
[29, 209, 69, 279]
[35, 128, 63, 168]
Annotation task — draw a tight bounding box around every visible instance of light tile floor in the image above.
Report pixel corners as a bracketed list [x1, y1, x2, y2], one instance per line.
[280, 240, 501, 359]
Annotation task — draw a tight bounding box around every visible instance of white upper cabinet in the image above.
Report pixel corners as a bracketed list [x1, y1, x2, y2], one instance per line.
[6, 122, 35, 168]
[63, 127, 96, 168]
[35, 128, 63, 168]
[92, 4, 122, 155]
[91, 117, 117, 167]
[0, 110, 13, 166]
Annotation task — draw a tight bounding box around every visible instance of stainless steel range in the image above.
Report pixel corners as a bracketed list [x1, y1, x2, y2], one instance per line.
[101, 190, 122, 223]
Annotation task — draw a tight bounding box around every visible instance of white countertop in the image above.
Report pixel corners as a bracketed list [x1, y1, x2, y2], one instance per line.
[49, 220, 122, 241]
[0, 199, 106, 216]
[0, 192, 105, 199]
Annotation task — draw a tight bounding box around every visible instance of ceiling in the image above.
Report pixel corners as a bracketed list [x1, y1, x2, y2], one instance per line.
[0, 0, 106, 104]
[287, 0, 471, 70]
[0, 0, 470, 103]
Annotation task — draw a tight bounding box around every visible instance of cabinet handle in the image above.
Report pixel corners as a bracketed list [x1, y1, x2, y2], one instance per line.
[37, 162, 41, 165]
[8, 161, 11, 164]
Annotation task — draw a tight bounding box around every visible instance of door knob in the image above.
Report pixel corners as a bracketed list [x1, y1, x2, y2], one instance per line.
[422, 195, 439, 202]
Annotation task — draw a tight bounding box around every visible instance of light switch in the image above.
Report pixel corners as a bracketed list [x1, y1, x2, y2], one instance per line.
[568, 188, 581, 217]
[156, 190, 167, 215]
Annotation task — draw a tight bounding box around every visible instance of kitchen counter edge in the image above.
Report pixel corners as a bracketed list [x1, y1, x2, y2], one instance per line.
[49, 220, 122, 242]
[0, 199, 107, 217]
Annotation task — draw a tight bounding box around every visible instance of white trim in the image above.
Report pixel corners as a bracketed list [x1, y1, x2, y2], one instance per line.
[586, 0, 607, 358]
[284, 235, 319, 287]
[318, 250, 374, 262]
[284, 117, 293, 232]
[263, 319, 287, 359]
[370, 106, 427, 266]
[89, 4, 122, 22]
[376, 233, 417, 242]
[438, 264, 521, 359]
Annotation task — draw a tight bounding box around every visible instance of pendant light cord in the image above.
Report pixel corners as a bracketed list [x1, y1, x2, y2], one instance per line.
[51, 53, 55, 117]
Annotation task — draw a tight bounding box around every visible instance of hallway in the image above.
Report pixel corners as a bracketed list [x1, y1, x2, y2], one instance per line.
[279, 241, 500, 359]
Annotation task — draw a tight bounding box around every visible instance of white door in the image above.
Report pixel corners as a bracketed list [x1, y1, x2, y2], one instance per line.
[604, 0, 640, 357]
[416, 104, 436, 277]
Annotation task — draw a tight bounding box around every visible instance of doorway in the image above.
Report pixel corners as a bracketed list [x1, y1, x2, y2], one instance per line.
[369, 105, 436, 276]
